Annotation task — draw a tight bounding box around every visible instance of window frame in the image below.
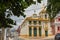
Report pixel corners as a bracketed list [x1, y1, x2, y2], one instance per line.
[39, 21, 41, 25]
[33, 20, 37, 25]
[29, 27, 32, 36]
[29, 21, 32, 25]
[45, 14, 47, 19]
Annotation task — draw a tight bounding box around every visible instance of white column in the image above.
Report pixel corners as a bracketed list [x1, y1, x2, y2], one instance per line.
[47, 14, 49, 19]
[48, 27, 52, 36]
[42, 27, 45, 37]
[37, 27, 39, 37]
[41, 22, 45, 37]
[43, 14, 44, 19]
[32, 27, 34, 37]
[32, 21, 33, 25]
[48, 22, 52, 36]
[55, 25, 57, 34]
[37, 21, 38, 24]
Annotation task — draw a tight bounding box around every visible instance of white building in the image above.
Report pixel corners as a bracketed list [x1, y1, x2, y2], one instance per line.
[18, 6, 53, 38]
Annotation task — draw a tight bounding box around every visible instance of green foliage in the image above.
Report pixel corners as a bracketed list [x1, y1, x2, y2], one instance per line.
[0, 0, 41, 28]
[47, 0, 60, 20]
[37, 0, 41, 3]
[25, 0, 33, 5]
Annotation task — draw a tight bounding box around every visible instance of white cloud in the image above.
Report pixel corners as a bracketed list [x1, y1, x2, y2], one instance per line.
[11, 0, 47, 30]
[24, 0, 47, 17]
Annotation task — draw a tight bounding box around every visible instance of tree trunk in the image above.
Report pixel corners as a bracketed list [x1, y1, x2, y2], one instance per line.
[2, 27, 5, 40]
[0, 29, 2, 40]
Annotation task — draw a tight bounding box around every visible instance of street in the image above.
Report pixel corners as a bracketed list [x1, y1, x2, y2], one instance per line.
[19, 36, 54, 40]
[19, 38, 54, 40]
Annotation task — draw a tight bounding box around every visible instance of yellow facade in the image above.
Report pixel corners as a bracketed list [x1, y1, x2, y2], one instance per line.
[19, 6, 53, 38]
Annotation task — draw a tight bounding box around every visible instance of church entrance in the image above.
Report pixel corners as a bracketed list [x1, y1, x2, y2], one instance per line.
[29, 27, 42, 37]
[29, 27, 32, 36]
[45, 31, 48, 36]
[34, 27, 37, 37]
[39, 27, 41, 36]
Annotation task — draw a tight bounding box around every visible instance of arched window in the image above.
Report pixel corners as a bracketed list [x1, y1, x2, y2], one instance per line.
[45, 14, 47, 19]
[33, 21, 37, 25]
[58, 18, 60, 21]
[39, 21, 41, 25]
[58, 26, 60, 31]
[39, 27, 41, 36]
[45, 31, 48, 36]
[34, 27, 37, 36]
[29, 21, 31, 25]
[29, 27, 32, 36]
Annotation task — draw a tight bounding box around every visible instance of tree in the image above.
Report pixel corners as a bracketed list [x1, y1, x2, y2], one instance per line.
[47, 0, 60, 35]
[47, 0, 60, 20]
[0, 0, 41, 40]
[37, 0, 41, 3]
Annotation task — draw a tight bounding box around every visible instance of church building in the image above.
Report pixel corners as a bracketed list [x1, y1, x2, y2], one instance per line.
[18, 6, 53, 38]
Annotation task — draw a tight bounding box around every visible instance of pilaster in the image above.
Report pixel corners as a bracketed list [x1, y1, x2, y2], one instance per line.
[32, 27, 34, 37]
[37, 27, 39, 37]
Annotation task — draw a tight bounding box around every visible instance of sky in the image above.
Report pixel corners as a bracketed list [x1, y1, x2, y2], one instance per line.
[11, 0, 47, 30]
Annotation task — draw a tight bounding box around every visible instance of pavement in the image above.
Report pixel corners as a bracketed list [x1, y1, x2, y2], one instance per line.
[19, 36, 55, 40]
